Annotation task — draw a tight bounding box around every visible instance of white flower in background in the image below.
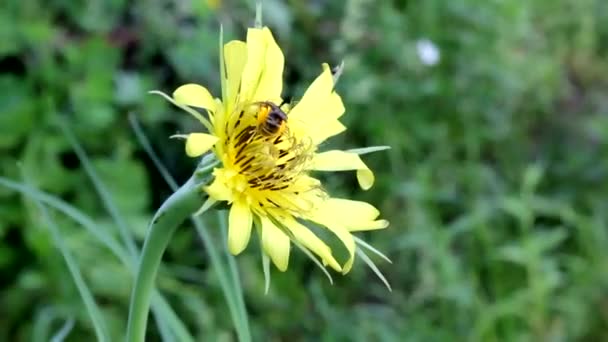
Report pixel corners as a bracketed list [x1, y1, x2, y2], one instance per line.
[416, 38, 440, 66]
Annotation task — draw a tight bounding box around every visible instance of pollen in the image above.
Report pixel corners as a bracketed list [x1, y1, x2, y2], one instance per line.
[224, 102, 315, 208]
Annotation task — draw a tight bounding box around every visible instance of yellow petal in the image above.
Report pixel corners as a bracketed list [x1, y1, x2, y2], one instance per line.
[240, 27, 284, 103]
[150, 90, 212, 130]
[322, 221, 356, 274]
[289, 117, 346, 146]
[313, 198, 388, 232]
[317, 198, 379, 221]
[254, 28, 284, 103]
[228, 199, 253, 254]
[239, 28, 264, 100]
[288, 65, 346, 144]
[223, 40, 247, 108]
[314, 119, 346, 145]
[348, 219, 389, 232]
[323, 91, 346, 120]
[289, 65, 345, 122]
[309, 199, 367, 273]
[310, 150, 375, 190]
[260, 216, 290, 272]
[289, 66, 333, 120]
[185, 133, 218, 157]
[204, 170, 233, 202]
[173, 84, 216, 111]
[281, 216, 342, 272]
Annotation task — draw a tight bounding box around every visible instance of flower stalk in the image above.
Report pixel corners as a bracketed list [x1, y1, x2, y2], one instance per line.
[126, 156, 216, 342]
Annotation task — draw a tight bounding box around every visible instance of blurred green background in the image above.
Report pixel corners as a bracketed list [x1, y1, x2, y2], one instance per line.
[2, 0, 608, 340]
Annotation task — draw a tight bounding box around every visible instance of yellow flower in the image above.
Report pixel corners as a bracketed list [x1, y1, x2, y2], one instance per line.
[160, 27, 388, 276]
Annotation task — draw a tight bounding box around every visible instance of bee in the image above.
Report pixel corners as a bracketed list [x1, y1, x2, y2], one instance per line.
[256, 101, 288, 137]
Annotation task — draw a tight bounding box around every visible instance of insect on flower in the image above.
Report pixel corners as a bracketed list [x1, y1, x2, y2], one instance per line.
[255, 101, 288, 137]
[154, 26, 391, 287]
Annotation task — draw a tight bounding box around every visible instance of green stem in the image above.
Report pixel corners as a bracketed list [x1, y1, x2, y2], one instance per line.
[126, 167, 212, 342]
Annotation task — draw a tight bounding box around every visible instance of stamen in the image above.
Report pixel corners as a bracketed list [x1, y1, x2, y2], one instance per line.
[226, 101, 318, 207]
[241, 163, 254, 173]
[239, 156, 256, 167]
[234, 153, 249, 165]
[258, 174, 275, 181]
[234, 127, 254, 149]
[233, 110, 244, 129]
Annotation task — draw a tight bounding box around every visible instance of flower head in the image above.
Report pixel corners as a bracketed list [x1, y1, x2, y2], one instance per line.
[160, 27, 389, 278]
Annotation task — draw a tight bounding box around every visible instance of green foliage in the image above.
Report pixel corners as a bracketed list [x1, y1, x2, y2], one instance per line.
[2, 0, 608, 340]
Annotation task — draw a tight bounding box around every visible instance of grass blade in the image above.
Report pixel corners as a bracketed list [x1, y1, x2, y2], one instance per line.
[0, 177, 193, 342]
[32, 307, 58, 342]
[0, 177, 131, 266]
[32, 199, 109, 341]
[50, 318, 75, 342]
[152, 292, 193, 342]
[217, 211, 252, 341]
[346, 146, 391, 155]
[193, 221, 244, 338]
[57, 118, 138, 258]
[293, 241, 334, 284]
[356, 249, 392, 291]
[354, 236, 392, 264]
[128, 113, 178, 189]
[59, 119, 193, 341]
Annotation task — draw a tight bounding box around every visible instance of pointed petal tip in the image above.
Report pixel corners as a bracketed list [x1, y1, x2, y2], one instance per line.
[377, 219, 390, 229]
[261, 216, 290, 273]
[275, 261, 288, 272]
[325, 258, 343, 273]
[228, 243, 246, 255]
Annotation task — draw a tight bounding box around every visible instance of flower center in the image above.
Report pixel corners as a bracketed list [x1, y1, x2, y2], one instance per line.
[225, 102, 313, 192]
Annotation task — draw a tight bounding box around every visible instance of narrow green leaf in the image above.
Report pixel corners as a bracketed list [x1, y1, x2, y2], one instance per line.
[128, 113, 178, 189]
[354, 236, 392, 264]
[219, 25, 227, 103]
[346, 146, 392, 155]
[193, 221, 243, 338]
[57, 118, 139, 258]
[293, 241, 334, 284]
[254, 0, 263, 28]
[356, 249, 392, 291]
[148, 90, 212, 130]
[33, 201, 109, 341]
[0, 177, 193, 342]
[0, 177, 131, 266]
[262, 252, 271, 295]
[50, 318, 75, 342]
[33, 307, 58, 342]
[59, 118, 191, 341]
[218, 211, 251, 342]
